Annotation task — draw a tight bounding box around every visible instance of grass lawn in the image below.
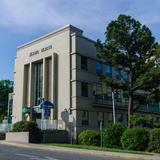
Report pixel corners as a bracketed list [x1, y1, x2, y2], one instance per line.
[45, 143, 155, 155]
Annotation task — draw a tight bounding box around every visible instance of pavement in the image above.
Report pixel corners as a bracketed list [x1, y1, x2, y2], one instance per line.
[0, 141, 160, 160]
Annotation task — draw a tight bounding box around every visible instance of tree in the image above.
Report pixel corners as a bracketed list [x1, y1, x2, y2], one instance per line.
[0, 80, 13, 115]
[96, 15, 160, 126]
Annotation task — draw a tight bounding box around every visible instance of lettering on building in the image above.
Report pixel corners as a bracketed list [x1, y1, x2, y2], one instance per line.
[41, 45, 52, 52]
[29, 50, 39, 57]
[29, 45, 52, 57]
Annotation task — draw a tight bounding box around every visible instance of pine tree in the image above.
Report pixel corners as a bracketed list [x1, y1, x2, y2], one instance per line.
[96, 15, 160, 126]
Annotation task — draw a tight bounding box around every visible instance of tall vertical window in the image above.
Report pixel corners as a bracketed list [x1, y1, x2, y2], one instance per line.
[106, 64, 111, 76]
[81, 82, 88, 97]
[96, 62, 102, 74]
[82, 111, 89, 125]
[124, 71, 129, 81]
[81, 56, 88, 70]
[34, 63, 43, 105]
[115, 69, 121, 80]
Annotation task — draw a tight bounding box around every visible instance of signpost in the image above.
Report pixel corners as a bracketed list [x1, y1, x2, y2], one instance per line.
[69, 114, 73, 144]
[69, 114, 73, 123]
[40, 100, 54, 118]
[100, 120, 103, 147]
[39, 100, 55, 130]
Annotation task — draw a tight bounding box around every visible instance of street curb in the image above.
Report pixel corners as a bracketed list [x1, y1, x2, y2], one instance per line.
[0, 141, 158, 160]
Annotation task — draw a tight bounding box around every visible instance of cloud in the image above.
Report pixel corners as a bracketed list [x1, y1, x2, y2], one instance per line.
[0, 0, 159, 40]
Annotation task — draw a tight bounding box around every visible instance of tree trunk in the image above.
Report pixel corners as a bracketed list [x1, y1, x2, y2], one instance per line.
[128, 93, 133, 128]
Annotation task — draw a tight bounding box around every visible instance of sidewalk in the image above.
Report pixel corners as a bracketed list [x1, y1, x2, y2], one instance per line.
[0, 141, 159, 160]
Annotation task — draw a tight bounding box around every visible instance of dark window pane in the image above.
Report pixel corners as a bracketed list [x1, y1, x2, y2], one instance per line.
[116, 113, 123, 122]
[34, 63, 43, 105]
[81, 56, 88, 70]
[106, 64, 111, 76]
[96, 62, 102, 74]
[81, 82, 88, 97]
[124, 71, 129, 81]
[115, 70, 121, 80]
[82, 111, 89, 125]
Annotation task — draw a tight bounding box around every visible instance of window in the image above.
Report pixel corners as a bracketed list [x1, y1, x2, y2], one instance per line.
[96, 62, 102, 74]
[124, 71, 129, 81]
[81, 82, 88, 97]
[108, 113, 113, 124]
[97, 112, 104, 126]
[115, 69, 121, 80]
[34, 63, 43, 105]
[106, 64, 111, 76]
[81, 56, 88, 70]
[82, 111, 89, 125]
[116, 113, 123, 122]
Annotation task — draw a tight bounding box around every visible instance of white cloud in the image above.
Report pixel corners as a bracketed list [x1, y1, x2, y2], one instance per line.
[0, 0, 159, 40]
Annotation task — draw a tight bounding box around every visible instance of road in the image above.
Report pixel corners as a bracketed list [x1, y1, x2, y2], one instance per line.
[0, 143, 125, 160]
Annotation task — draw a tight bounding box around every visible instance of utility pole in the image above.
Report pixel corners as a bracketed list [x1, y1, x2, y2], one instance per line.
[112, 89, 116, 124]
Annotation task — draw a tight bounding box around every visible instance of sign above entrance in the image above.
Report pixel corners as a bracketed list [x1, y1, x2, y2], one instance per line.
[29, 45, 52, 57]
[40, 100, 54, 117]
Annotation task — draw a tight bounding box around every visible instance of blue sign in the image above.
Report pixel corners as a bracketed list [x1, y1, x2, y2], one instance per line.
[44, 108, 51, 117]
[40, 101, 54, 117]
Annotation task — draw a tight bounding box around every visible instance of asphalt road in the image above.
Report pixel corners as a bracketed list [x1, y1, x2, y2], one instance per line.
[0, 143, 125, 160]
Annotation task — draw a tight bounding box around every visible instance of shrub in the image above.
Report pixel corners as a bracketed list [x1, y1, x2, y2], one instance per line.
[103, 123, 125, 148]
[129, 115, 154, 128]
[154, 119, 160, 128]
[78, 130, 100, 146]
[121, 127, 149, 151]
[13, 121, 39, 132]
[148, 128, 160, 153]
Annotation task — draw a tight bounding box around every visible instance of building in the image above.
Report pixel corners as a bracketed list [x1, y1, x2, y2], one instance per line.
[13, 25, 160, 140]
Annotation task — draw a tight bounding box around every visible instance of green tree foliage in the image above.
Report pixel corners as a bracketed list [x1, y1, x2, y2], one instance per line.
[96, 15, 160, 124]
[103, 123, 125, 148]
[148, 128, 160, 153]
[129, 114, 154, 128]
[0, 112, 5, 123]
[0, 80, 13, 114]
[78, 130, 100, 146]
[154, 119, 160, 128]
[121, 127, 149, 151]
[12, 121, 39, 132]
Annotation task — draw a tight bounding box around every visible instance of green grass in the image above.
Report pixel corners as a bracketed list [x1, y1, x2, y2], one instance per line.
[45, 143, 155, 155]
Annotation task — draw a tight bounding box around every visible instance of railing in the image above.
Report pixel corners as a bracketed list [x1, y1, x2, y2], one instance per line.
[94, 94, 160, 113]
[36, 119, 65, 130]
[94, 94, 128, 108]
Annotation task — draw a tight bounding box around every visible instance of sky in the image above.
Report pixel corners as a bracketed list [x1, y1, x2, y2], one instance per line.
[0, 0, 160, 80]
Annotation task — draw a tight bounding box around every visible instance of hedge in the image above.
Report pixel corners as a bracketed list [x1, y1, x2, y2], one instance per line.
[103, 123, 125, 148]
[148, 128, 160, 153]
[78, 130, 100, 146]
[121, 127, 149, 151]
[12, 121, 39, 132]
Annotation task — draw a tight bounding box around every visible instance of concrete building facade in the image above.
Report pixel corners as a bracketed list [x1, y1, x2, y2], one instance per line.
[13, 25, 160, 140]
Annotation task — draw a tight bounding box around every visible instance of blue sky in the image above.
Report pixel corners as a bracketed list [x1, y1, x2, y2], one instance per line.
[0, 0, 160, 80]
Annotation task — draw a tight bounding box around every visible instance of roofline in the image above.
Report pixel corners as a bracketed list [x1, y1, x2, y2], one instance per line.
[17, 24, 83, 50]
